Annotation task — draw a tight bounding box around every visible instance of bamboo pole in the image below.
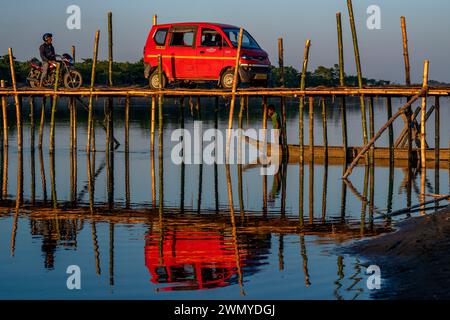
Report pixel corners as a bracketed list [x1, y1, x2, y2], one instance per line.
[150, 96, 156, 151]
[435, 96, 440, 164]
[226, 28, 244, 155]
[347, 0, 368, 146]
[386, 97, 394, 163]
[262, 96, 267, 213]
[72, 46, 76, 63]
[401, 17, 411, 86]
[125, 96, 130, 152]
[343, 87, 428, 179]
[8, 48, 22, 151]
[321, 97, 328, 160]
[38, 97, 46, 148]
[108, 12, 114, 87]
[336, 13, 348, 160]
[125, 96, 130, 208]
[299, 40, 311, 162]
[86, 30, 100, 152]
[368, 96, 374, 163]
[49, 63, 61, 153]
[1, 80, 7, 147]
[420, 60, 430, 169]
[238, 97, 245, 216]
[278, 39, 288, 156]
[308, 96, 314, 157]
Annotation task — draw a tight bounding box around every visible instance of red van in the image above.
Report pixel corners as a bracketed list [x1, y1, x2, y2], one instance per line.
[143, 22, 271, 89]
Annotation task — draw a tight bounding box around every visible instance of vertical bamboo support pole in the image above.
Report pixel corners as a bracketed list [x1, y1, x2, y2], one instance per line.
[368, 96, 375, 163]
[8, 48, 22, 151]
[39, 97, 45, 148]
[434, 96, 440, 164]
[387, 97, 394, 163]
[237, 97, 245, 216]
[226, 28, 244, 155]
[309, 158, 314, 224]
[336, 13, 348, 160]
[125, 96, 130, 208]
[278, 38, 287, 154]
[420, 60, 429, 169]
[400, 17, 411, 86]
[86, 30, 100, 152]
[157, 55, 164, 214]
[321, 161, 328, 223]
[262, 96, 268, 213]
[69, 99, 74, 151]
[321, 97, 328, 160]
[150, 96, 156, 151]
[50, 150, 57, 208]
[108, 12, 114, 87]
[1, 80, 7, 147]
[299, 40, 311, 162]
[347, 0, 368, 146]
[308, 96, 314, 158]
[30, 97, 36, 204]
[180, 97, 186, 212]
[214, 97, 219, 212]
[71, 46, 76, 63]
[39, 147, 47, 202]
[49, 63, 60, 153]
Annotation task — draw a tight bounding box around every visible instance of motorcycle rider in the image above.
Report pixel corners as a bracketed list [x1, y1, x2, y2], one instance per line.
[39, 33, 56, 87]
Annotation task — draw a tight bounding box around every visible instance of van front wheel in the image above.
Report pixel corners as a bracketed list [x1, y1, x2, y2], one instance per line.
[149, 71, 167, 90]
[220, 69, 237, 90]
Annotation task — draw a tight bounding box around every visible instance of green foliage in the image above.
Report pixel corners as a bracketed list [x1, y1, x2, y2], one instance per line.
[0, 55, 389, 87]
[271, 64, 390, 87]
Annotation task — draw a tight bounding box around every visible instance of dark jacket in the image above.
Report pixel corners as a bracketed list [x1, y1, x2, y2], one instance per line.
[39, 43, 56, 62]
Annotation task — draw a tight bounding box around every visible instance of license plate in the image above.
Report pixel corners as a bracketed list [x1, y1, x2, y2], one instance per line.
[254, 74, 268, 80]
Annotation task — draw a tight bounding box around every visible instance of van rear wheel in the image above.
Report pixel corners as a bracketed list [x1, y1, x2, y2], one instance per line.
[149, 71, 167, 90]
[220, 69, 237, 90]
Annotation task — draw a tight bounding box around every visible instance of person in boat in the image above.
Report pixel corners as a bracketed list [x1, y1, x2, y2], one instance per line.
[39, 33, 57, 87]
[267, 104, 283, 145]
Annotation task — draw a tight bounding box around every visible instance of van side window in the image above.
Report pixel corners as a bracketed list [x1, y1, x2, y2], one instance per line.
[170, 30, 195, 47]
[154, 28, 168, 46]
[201, 28, 222, 47]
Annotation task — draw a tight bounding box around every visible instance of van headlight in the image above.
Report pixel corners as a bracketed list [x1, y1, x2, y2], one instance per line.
[241, 54, 250, 60]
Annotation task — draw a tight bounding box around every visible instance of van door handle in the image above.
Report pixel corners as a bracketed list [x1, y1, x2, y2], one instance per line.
[200, 50, 205, 54]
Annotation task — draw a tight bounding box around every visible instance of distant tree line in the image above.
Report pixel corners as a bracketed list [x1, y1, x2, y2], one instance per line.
[0, 55, 391, 87]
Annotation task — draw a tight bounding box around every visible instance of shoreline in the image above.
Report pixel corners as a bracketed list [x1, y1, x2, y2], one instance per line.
[348, 205, 450, 299]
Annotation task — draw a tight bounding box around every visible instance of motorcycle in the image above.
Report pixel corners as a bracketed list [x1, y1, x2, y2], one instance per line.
[27, 53, 82, 89]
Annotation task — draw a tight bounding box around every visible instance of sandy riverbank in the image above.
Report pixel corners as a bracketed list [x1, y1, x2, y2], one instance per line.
[349, 205, 450, 299]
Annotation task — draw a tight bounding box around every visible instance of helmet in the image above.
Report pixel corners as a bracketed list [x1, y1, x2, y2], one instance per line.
[43, 33, 53, 42]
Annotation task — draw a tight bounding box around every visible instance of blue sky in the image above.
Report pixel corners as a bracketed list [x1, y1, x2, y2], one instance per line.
[1, 0, 450, 83]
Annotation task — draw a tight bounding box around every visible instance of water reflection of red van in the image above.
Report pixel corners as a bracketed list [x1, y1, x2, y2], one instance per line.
[143, 22, 271, 89]
[145, 230, 246, 291]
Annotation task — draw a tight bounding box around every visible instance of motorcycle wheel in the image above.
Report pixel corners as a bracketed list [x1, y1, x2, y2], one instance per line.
[27, 70, 40, 88]
[64, 70, 82, 89]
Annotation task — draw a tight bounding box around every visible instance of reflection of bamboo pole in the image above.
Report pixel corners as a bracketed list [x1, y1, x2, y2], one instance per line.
[226, 28, 244, 156]
[87, 153, 94, 212]
[278, 234, 284, 271]
[125, 96, 130, 208]
[197, 98, 203, 213]
[16, 145, 23, 208]
[86, 30, 100, 152]
[347, 0, 368, 146]
[309, 161, 314, 224]
[369, 164, 375, 230]
[299, 235, 311, 287]
[92, 222, 101, 275]
[361, 166, 369, 235]
[50, 151, 57, 209]
[180, 98, 186, 213]
[434, 97, 440, 211]
[299, 161, 304, 226]
[1, 144, 7, 199]
[109, 222, 114, 286]
[39, 146, 47, 202]
[9, 48, 23, 150]
[340, 164, 347, 223]
[368, 96, 374, 163]
[299, 40, 311, 161]
[1, 80, 7, 147]
[150, 96, 156, 151]
[158, 93, 164, 215]
[10, 208, 18, 257]
[321, 162, 328, 223]
[225, 164, 246, 296]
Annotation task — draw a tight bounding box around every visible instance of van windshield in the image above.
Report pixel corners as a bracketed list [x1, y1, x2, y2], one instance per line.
[221, 28, 261, 49]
